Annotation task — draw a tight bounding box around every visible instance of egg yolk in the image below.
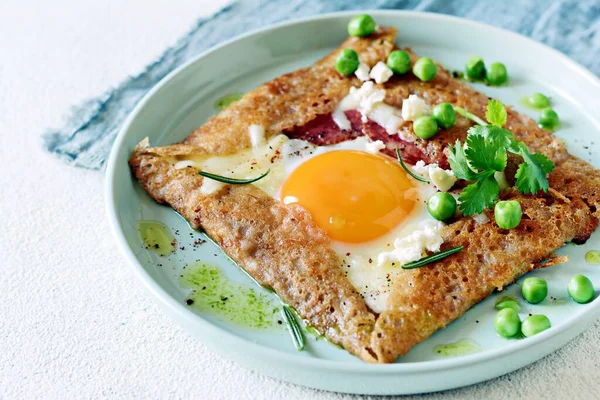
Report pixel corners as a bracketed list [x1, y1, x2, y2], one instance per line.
[280, 150, 416, 243]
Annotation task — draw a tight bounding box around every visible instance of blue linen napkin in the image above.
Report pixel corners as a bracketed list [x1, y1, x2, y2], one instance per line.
[43, 0, 600, 170]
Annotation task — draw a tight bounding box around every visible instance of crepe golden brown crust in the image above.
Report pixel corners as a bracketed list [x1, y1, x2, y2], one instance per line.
[182, 28, 397, 154]
[129, 27, 600, 363]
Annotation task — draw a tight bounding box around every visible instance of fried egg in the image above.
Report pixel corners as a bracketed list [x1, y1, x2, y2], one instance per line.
[174, 133, 443, 313]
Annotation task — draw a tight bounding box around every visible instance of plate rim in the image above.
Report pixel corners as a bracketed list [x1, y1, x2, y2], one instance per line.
[105, 9, 600, 377]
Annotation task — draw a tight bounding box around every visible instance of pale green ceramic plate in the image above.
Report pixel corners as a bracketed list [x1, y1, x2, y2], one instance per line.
[106, 11, 600, 395]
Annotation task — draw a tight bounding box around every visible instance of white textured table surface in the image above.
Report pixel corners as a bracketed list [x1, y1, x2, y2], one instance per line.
[3, 1, 600, 398]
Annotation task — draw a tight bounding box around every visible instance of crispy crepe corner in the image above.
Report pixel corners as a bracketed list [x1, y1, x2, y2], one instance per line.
[130, 27, 600, 363]
[371, 190, 596, 362]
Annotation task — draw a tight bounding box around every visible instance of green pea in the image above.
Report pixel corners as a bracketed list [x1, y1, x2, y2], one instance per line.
[486, 62, 508, 85]
[465, 56, 485, 80]
[427, 192, 457, 221]
[387, 50, 411, 75]
[214, 93, 243, 111]
[567, 274, 595, 304]
[432, 102, 456, 129]
[521, 314, 551, 337]
[413, 116, 438, 139]
[538, 108, 560, 131]
[335, 49, 360, 76]
[529, 92, 551, 109]
[494, 308, 521, 338]
[522, 277, 548, 304]
[347, 14, 376, 37]
[494, 200, 522, 229]
[495, 296, 521, 312]
[412, 57, 438, 82]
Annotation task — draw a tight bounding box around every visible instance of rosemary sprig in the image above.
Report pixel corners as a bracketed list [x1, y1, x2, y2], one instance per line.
[282, 305, 305, 351]
[395, 149, 430, 184]
[198, 169, 270, 184]
[453, 106, 488, 126]
[401, 245, 464, 269]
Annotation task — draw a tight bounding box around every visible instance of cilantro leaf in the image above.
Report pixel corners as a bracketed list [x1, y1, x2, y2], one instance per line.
[507, 138, 527, 154]
[458, 172, 500, 216]
[448, 139, 477, 180]
[464, 131, 508, 172]
[449, 98, 556, 212]
[471, 125, 513, 145]
[485, 99, 507, 127]
[514, 151, 555, 194]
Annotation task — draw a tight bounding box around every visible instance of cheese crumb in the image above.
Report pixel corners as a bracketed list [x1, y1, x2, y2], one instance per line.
[200, 177, 226, 195]
[401, 94, 430, 121]
[355, 61, 370, 81]
[473, 213, 490, 224]
[332, 81, 403, 134]
[248, 124, 266, 148]
[412, 160, 457, 192]
[369, 103, 403, 134]
[377, 220, 444, 266]
[355, 82, 386, 122]
[332, 109, 352, 131]
[369, 61, 393, 84]
[365, 140, 386, 154]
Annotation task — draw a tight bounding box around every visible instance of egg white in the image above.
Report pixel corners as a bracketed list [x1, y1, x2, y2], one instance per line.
[173, 134, 440, 313]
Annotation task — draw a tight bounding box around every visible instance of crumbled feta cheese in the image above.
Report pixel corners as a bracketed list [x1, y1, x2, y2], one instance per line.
[377, 220, 444, 266]
[355, 61, 370, 81]
[473, 213, 490, 224]
[369, 103, 403, 134]
[430, 168, 457, 192]
[494, 171, 509, 191]
[401, 94, 430, 121]
[174, 160, 196, 170]
[283, 195, 299, 205]
[200, 177, 226, 195]
[412, 161, 457, 192]
[332, 81, 383, 128]
[332, 81, 403, 134]
[331, 108, 352, 131]
[248, 124, 266, 148]
[355, 82, 386, 121]
[369, 61, 393, 84]
[365, 140, 386, 154]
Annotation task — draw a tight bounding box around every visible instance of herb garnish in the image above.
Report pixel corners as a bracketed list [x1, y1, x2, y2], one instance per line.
[402, 246, 464, 269]
[198, 169, 270, 184]
[396, 149, 430, 184]
[448, 100, 555, 216]
[282, 305, 305, 351]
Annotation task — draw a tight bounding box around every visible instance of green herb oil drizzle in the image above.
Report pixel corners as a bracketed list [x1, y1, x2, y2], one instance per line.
[434, 338, 482, 357]
[137, 220, 176, 256]
[180, 262, 279, 329]
[585, 250, 600, 265]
